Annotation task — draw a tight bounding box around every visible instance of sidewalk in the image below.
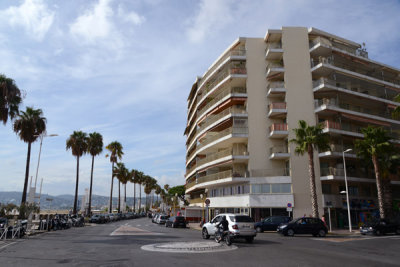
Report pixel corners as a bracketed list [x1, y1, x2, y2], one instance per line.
[328, 229, 360, 236]
[187, 222, 202, 231]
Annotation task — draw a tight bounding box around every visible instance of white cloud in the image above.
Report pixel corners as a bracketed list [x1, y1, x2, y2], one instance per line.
[0, 0, 54, 41]
[69, 0, 114, 44]
[117, 5, 145, 25]
[186, 0, 235, 43]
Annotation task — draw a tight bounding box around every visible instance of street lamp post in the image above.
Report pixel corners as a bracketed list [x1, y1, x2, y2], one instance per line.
[343, 148, 353, 232]
[35, 134, 58, 186]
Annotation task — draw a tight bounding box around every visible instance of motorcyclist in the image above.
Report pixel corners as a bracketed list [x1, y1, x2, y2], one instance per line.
[216, 216, 229, 241]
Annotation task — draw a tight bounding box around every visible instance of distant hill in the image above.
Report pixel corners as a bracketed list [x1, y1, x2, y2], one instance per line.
[0, 191, 152, 210]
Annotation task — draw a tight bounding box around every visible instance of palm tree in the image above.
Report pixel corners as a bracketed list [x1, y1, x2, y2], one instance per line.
[87, 132, 103, 216]
[114, 162, 129, 212]
[131, 169, 140, 212]
[155, 185, 161, 206]
[1, 74, 22, 125]
[66, 131, 88, 214]
[164, 184, 170, 193]
[105, 141, 123, 213]
[136, 171, 144, 212]
[290, 120, 329, 218]
[13, 107, 46, 205]
[355, 126, 392, 219]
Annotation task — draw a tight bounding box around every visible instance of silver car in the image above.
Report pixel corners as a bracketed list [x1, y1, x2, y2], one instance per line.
[201, 213, 256, 243]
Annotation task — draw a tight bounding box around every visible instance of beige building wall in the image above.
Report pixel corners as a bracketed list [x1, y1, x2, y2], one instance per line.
[282, 27, 324, 217]
[246, 38, 283, 174]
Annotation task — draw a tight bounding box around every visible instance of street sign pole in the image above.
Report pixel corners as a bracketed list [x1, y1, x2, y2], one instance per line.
[328, 207, 332, 232]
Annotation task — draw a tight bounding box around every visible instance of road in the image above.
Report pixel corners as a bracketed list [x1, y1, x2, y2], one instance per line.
[0, 217, 399, 266]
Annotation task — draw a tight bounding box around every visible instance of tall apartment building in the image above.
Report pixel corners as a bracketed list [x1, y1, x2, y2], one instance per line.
[184, 27, 400, 228]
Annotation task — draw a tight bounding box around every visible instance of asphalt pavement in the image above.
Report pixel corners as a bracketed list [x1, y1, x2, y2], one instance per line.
[0, 217, 399, 267]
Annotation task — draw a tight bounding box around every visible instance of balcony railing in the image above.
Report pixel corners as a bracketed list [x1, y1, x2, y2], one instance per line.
[321, 143, 355, 153]
[189, 197, 203, 204]
[198, 87, 246, 119]
[197, 170, 245, 184]
[265, 42, 282, 52]
[186, 181, 196, 190]
[198, 49, 246, 90]
[197, 148, 249, 167]
[309, 36, 368, 58]
[315, 98, 397, 121]
[267, 81, 285, 90]
[311, 56, 400, 86]
[197, 127, 248, 151]
[268, 102, 287, 112]
[198, 106, 247, 134]
[250, 168, 290, 177]
[320, 167, 375, 179]
[186, 164, 197, 176]
[269, 123, 288, 132]
[202, 64, 247, 96]
[266, 61, 284, 71]
[313, 78, 398, 102]
[270, 146, 289, 154]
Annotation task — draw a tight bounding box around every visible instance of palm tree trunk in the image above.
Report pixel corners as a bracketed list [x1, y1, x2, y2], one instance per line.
[383, 177, 393, 218]
[124, 184, 127, 203]
[109, 162, 114, 212]
[307, 145, 319, 218]
[139, 184, 141, 212]
[372, 154, 385, 218]
[21, 142, 32, 205]
[88, 155, 95, 216]
[133, 183, 136, 212]
[73, 156, 80, 214]
[117, 181, 120, 213]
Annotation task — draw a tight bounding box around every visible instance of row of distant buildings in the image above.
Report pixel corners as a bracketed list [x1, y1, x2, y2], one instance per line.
[184, 27, 400, 228]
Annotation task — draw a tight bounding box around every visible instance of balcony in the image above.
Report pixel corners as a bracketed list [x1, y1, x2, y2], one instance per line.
[186, 170, 249, 193]
[265, 42, 283, 60]
[250, 168, 291, 177]
[313, 78, 400, 106]
[320, 167, 375, 183]
[268, 102, 287, 118]
[266, 61, 284, 79]
[198, 49, 246, 91]
[314, 98, 400, 125]
[197, 127, 248, 153]
[311, 56, 400, 88]
[185, 164, 197, 179]
[309, 36, 368, 58]
[198, 86, 247, 119]
[196, 148, 249, 171]
[198, 106, 247, 136]
[269, 146, 289, 160]
[185, 180, 196, 190]
[269, 123, 288, 138]
[267, 81, 286, 97]
[318, 144, 356, 159]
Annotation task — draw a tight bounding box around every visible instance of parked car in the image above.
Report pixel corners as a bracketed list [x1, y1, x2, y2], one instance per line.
[89, 214, 104, 224]
[277, 217, 327, 237]
[165, 216, 187, 228]
[152, 214, 160, 223]
[360, 218, 400, 235]
[202, 213, 256, 243]
[157, 215, 169, 224]
[254, 216, 291, 232]
[108, 214, 115, 222]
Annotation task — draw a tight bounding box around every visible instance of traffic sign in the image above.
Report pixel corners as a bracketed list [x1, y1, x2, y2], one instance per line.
[286, 207, 292, 212]
[287, 203, 292, 208]
[205, 199, 210, 205]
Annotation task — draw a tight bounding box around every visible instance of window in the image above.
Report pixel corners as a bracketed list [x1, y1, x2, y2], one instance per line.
[252, 184, 261, 194]
[243, 185, 250, 194]
[261, 184, 270, 193]
[271, 184, 280, 193]
[349, 186, 358, 196]
[322, 184, 331, 194]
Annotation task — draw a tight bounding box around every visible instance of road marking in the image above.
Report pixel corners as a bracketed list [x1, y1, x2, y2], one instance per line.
[311, 235, 400, 243]
[110, 225, 164, 236]
[0, 241, 17, 250]
[136, 225, 141, 227]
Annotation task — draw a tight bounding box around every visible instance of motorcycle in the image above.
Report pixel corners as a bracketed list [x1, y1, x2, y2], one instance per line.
[214, 224, 232, 246]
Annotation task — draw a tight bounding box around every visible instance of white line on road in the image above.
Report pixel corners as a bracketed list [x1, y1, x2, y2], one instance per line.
[0, 241, 17, 251]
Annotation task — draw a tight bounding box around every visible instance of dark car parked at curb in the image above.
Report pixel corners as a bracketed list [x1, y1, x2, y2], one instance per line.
[360, 218, 400, 235]
[255, 216, 291, 232]
[278, 217, 328, 237]
[89, 214, 105, 224]
[165, 216, 187, 228]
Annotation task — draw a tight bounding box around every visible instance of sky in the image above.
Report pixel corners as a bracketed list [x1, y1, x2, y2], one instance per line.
[1, 0, 400, 198]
